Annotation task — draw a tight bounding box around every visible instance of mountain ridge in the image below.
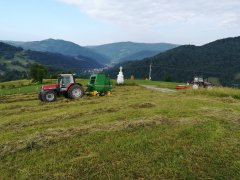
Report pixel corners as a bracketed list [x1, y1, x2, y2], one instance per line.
[3, 39, 179, 65]
[3, 39, 111, 65]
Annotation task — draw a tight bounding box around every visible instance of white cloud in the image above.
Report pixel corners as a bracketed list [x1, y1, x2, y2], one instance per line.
[57, 0, 240, 45]
[58, 0, 240, 27]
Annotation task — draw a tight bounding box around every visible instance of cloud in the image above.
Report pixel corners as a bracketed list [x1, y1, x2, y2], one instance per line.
[56, 0, 240, 45]
[58, 0, 240, 28]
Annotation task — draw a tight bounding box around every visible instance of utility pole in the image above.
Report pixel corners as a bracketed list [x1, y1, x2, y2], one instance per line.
[149, 63, 152, 80]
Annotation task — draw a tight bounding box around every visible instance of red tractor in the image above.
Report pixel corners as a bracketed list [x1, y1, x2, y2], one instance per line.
[39, 74, 84, 102]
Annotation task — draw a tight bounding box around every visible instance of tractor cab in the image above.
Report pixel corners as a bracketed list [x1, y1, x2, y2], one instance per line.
[193, 76, 204, 87]
[57, 74, 75, 91]
[193, 76, 204, 83]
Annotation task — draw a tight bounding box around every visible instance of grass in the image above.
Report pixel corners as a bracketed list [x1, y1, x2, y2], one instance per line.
[0, 80, 240, 179]
[184, 87, 240, 99]
[0, 79, 32, 87]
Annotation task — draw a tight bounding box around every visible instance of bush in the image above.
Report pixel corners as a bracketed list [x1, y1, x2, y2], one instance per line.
[30, 64, 48, 83]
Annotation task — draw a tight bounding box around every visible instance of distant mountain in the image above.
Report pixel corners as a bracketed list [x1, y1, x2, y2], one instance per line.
[0, 42, 23, 59]
[0, 42, 102, 82]
[2, 41, 26, 47]
[88, 42, 179, 63]
[26, 50, 103, 72]
[4, 40, 178, 65]
[119, 50, 161, 62]
[4, 39, 111, 65]
[107, 37, 240, 86]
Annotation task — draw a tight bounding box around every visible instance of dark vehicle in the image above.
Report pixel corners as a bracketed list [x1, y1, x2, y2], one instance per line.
[176, 76, 213, 90]
[191, 76, 213, 89]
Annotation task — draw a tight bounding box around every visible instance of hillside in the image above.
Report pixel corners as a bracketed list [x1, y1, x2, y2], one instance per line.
[0, 80, 240, 178]
[119, 50, 161, 62]
[26, 50, 103, 72]
[4, 39, 111, 65]
[0, 42, 103, 82]
[107, 37, 240, 86]
[88, 42, 179, 63]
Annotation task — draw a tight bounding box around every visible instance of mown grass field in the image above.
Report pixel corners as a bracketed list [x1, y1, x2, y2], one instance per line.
[0, 79, 240, 179]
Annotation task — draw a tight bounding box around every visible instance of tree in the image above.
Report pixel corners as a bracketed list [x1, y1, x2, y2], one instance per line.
[30, 64, 48, 83]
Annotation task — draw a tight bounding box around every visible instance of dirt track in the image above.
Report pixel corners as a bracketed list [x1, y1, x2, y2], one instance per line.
[140, 85, 176, 93]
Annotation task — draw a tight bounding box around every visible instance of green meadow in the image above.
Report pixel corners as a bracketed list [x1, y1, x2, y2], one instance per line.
[0, 79, 239, 179]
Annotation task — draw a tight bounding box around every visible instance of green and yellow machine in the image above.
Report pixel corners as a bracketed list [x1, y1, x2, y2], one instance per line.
[86, 73, 112, 96]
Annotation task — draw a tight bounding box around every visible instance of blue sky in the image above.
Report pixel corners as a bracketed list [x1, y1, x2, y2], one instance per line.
[0, 0, 239, 45]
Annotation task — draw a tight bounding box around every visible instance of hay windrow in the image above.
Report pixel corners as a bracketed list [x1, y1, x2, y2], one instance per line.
[0, 116, 177, 157]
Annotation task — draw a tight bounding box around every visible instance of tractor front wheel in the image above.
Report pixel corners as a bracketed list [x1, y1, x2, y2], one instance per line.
[67, 85, 84, 99]
[39, 92, 44, 101]
[42, 90, 57, 102]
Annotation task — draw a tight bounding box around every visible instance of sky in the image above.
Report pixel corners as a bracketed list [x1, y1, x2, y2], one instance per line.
[0, 0, 239, 46]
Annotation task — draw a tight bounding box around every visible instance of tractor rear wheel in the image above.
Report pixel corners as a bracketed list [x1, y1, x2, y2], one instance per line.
[42, 90, 57, 102]
[67, 85, 84, 99]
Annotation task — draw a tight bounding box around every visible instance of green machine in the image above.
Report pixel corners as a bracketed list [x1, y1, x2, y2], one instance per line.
[86, 73, 112, 96]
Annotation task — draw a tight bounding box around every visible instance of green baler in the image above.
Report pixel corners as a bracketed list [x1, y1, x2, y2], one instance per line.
[86, 73, 112, 96]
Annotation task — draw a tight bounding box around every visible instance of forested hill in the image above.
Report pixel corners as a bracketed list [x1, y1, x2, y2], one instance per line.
[119, 50, 161, 62]
[0, 42, 23, 58]
[0, 42, 103, 82]
[88, 41, 179, 63]
[107, 36, 240, 86]
[5, 39, 111, 65]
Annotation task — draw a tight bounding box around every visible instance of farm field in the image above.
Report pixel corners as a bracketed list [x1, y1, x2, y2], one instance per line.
[0, 80, 240, 179]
